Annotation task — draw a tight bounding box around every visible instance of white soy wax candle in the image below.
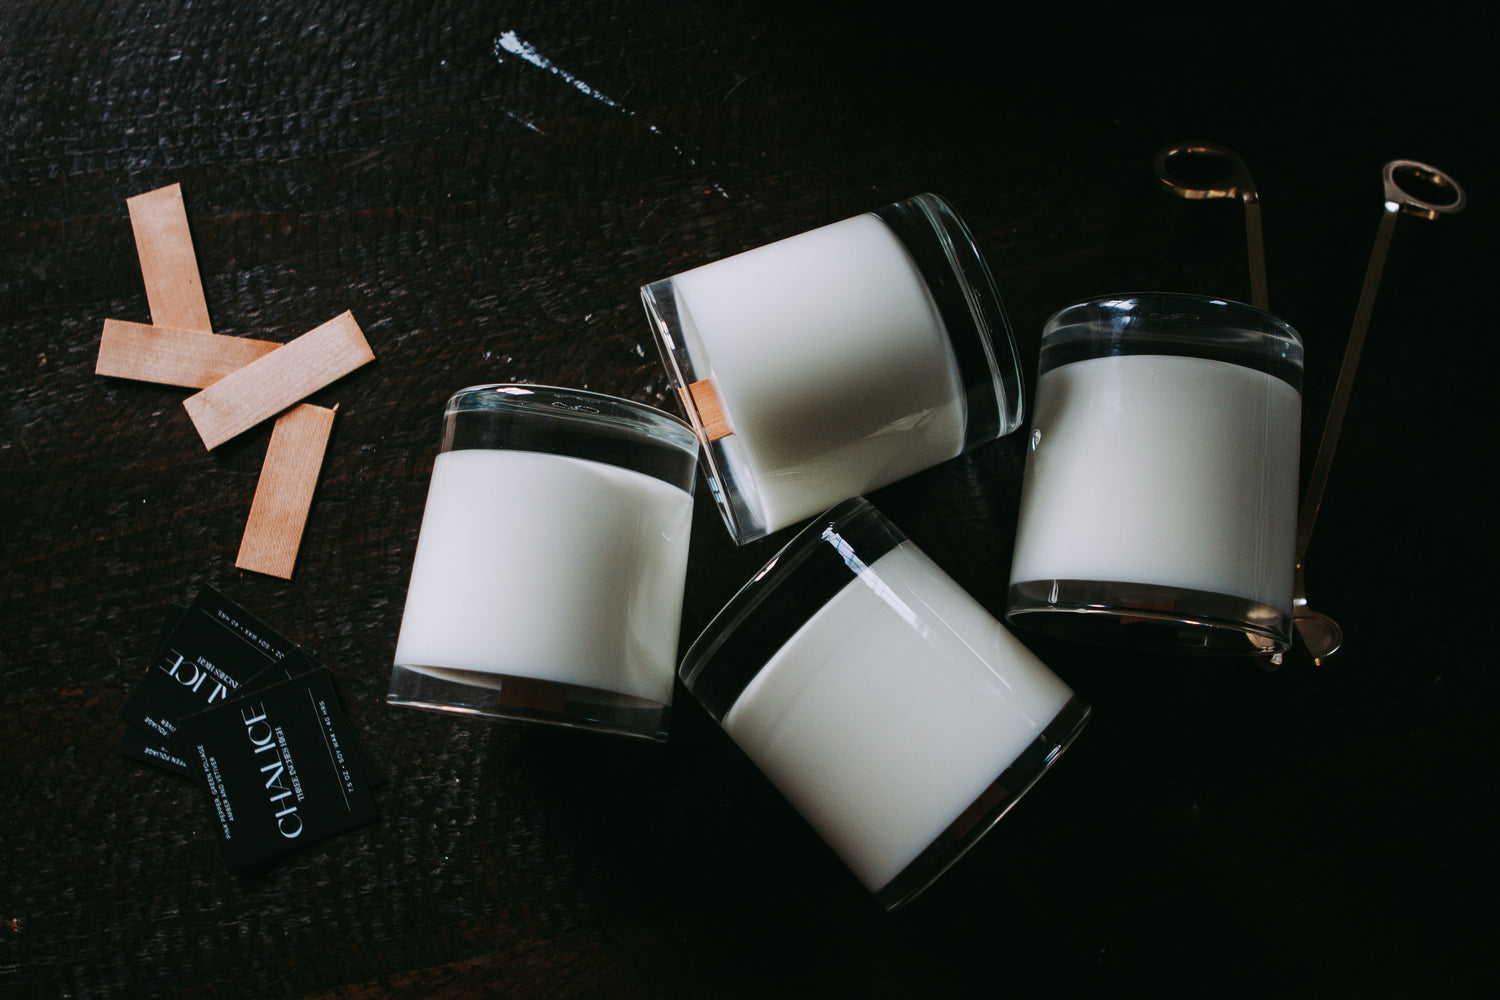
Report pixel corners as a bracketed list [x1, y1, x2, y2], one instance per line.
[642, 194, 1025, 545]
[681, 498, 1090, 909]
[1005, 294, 1304, 655]
[389, 385, 699, 741]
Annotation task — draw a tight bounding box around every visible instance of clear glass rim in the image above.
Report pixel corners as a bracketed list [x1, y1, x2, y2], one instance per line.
[871, 193, 1025, 448]
[876, 695, 1091, 910]
[387, 663, 671, 742]
[678, 497, 903, 721]
[1005, 579, 1293, 656]
[637, 283, 754, 537]
[1038, 292, 1304, 390]
[444, 382, 695, 441]
[440, 382, 699, 493]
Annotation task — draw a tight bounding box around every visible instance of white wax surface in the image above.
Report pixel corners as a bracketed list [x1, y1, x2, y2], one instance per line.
[393, 449, 693, 705]
[722, 542, 1073, 893]
[1009, 354, 1300, 611]
[671, 213, 966, 534]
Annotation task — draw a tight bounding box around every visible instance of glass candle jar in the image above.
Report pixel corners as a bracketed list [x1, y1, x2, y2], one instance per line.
[642, 194, 1025, 544]
[1006, 294, 1304, 655]
[389, 384, 699, 741]
[681, 497, 1090, 909]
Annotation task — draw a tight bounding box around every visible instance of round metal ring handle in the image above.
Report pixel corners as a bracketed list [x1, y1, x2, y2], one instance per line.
[1154, 141, 1259, 202]
[1154, 141, 1268, 310]
[1383, 159, 1467, 219]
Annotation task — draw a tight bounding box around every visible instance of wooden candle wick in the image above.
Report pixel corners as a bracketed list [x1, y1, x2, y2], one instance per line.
[102, 181, 375, 580]
[96, 319, 279, 388]
[182, 311, 373, 450]
[235, 404, 338, 580]
[127, 183, 214, 334]
[683, 378, 732, 442]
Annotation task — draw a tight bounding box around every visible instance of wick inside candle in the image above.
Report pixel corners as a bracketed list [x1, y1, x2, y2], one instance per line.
[685, 378, 733, 441]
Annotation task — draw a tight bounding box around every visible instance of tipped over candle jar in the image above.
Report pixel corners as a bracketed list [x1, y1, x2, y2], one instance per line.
[389, 385, 699, 741]
[641, 193, 1025, 545]
[681, 497, 1090, 909]
[1005, 294, 1304, 655]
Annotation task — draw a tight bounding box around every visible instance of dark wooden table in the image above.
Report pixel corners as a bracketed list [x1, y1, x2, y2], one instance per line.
[3, 2, 1494, 996]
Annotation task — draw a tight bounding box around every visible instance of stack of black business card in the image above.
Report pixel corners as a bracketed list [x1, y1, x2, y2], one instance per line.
[119, 586, 380, 871]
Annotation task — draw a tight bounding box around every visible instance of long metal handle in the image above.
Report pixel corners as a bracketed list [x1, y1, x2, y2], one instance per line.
[1154, 141, 1268, 311]
[1157, 151, 1466, 669]
[1295, 160, 1467, 566]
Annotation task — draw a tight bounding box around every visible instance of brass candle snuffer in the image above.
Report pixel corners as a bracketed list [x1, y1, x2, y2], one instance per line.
[1154, 143, 1467, 665]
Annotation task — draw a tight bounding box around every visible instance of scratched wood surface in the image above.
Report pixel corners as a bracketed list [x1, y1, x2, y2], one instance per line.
[1, 2, 1494, 996]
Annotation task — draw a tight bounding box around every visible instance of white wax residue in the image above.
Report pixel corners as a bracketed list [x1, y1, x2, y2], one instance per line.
[722, 542, 1073, 893]
[1009, 354, 1300, 611]
[393, 449, 693, 705]
[494, 31, 628, 110]
[671, 213, 966, 533]
[493, 30, 728, 197]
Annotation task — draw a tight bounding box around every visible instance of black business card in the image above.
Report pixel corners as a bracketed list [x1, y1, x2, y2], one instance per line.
[119, 601, 354, 781]
[118, 603, 196, 776]
[173, 668, 379, 871]
[118, 588, 383, 869]
[120, 586, 305, 741]
[117, 724, 194, 774]
[248, 647, 385, 789]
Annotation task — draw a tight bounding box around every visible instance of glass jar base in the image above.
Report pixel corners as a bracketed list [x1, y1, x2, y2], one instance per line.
[387, 664, 671, 742]
[873, 694, 1092, 911]
[1005, 579, 1291, 656]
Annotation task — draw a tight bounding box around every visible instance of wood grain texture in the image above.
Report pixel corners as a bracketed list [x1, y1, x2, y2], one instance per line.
[182, 311, 373, 449]
[684, 378, 731, 441]
[126, 183, 214, 333]
[236, 404, 338, 579]
[95, 319, 279, 388]
[0, 2, 1493, 998]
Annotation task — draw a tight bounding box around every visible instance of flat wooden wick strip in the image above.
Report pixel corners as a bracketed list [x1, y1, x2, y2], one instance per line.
[183, 311, 373, 450]
[684, 378, 732, 442]
[236, 404, 338, 579]
[127, 183, 213, 333]
[96, 319, 279, 389]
